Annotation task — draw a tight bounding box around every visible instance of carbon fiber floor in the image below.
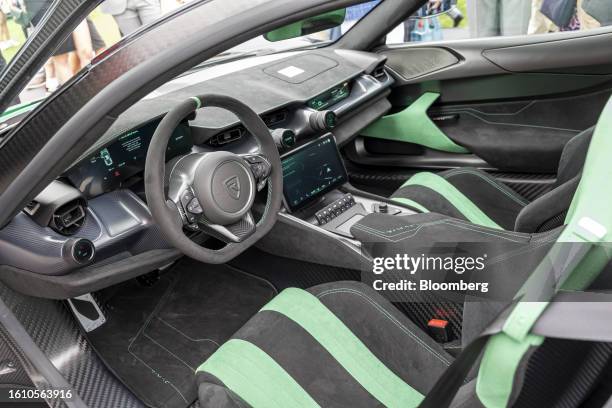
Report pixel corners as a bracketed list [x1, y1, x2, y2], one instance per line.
[88, 260, 276, 408]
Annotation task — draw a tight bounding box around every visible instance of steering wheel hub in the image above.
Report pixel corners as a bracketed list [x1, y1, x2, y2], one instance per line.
[193, 152, 255, 225]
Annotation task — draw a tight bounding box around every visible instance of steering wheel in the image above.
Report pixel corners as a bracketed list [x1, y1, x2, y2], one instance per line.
[145, 94, 283, 264]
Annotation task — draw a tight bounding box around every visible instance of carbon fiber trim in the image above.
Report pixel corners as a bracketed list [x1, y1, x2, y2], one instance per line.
[348, 169, 556, 202]
[489, 172, 556, 202]
[514, 339, 612, 408]
[347, 169, 412, 196]
[0, 282, 144, 408]
[0, 329, 34, 388]
[0, 190, 171, 276]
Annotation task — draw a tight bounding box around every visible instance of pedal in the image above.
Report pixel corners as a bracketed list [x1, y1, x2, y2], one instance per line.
[67, 293, 106, 332]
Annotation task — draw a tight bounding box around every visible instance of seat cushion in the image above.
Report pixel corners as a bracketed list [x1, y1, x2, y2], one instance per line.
[391, 168, 528, 230]
[196, 281, 453, 408]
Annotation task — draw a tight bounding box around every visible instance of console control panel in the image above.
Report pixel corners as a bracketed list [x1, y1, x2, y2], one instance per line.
[315, 194, 356, 225]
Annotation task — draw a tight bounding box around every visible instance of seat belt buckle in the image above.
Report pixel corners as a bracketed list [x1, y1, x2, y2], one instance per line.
[427, 319, 449, 343]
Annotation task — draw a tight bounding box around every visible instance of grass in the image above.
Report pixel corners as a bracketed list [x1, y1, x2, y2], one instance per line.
[2, 18, 26, 62]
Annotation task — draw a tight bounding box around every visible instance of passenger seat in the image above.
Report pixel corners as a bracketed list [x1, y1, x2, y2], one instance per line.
[390, 127, 594, 232]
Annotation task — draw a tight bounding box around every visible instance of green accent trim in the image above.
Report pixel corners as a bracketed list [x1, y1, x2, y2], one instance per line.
[0, 98, 43, 123]
[391, 197, 429, 213]
[265, 22, 303, 42]
[476, 333, 544, 408]
[401, 172, 503, 230]
[196, 339, 319, 408]
[265, 9, 346, 42]
[476, 96, 612, 407]
[262, 288, 424, 408]
[360, 93, 469, 153]
[189, 96, 202, 109]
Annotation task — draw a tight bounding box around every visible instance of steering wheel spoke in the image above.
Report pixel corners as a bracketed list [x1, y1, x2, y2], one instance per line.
[241, 153, 272, 192]
[199, 210, 256, 243]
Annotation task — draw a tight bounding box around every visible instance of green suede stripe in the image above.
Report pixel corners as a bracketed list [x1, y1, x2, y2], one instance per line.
[262, 288, 424, 408]
[401, 172, 503, 230]
[361, 93, 469, 153]
[391, 197, 429, 213]
[196, 339, 319, 408]
[476, 332, 544, 408]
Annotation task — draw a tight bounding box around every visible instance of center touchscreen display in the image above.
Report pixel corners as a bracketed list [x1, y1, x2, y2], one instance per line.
[282, 135, 348, 211]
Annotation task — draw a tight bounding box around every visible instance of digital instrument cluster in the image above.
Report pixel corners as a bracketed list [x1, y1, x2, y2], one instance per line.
[66, 119, 192, 197]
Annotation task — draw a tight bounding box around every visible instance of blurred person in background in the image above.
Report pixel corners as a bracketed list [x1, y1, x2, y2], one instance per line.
[403, 0, 462, 43]
[0, 10, 10, 48]
[329, 1, 379, 40]
[467, 0, 532, 37]
[0, 1, 18, 49]
[101, 0, 161, 36]
[577, 0, 602, 29]
[46, 19, 105, 90]
[529, 0, 602, 34]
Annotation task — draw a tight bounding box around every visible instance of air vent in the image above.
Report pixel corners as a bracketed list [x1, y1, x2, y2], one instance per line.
[372, 65, 388, 81]
[263, 110, 288, 127]
[50, 199, 87, 236]
[208, 126, 246, 146]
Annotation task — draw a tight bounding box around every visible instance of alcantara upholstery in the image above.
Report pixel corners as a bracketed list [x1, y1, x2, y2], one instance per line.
[391, 127, 594, 233]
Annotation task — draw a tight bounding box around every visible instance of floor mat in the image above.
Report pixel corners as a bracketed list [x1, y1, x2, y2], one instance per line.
[87, 260, 276, 408]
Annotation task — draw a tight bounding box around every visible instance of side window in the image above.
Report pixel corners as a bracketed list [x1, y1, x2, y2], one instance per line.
[1, 0, 185, 114]
[386, 0, 611, 44]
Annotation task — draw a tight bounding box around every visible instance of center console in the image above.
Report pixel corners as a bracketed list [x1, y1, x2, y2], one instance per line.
[280, 135, 415, 241]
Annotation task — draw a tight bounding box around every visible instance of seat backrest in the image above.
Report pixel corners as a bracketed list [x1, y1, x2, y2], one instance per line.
[514, 127, 594, 233]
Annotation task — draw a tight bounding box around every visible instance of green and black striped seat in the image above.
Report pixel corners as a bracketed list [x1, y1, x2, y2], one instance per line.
[196, 281, 456, 408]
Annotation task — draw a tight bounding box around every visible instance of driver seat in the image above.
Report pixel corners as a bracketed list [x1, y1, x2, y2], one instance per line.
[196, 281, 457, 407]
[195, 280, 608, 408]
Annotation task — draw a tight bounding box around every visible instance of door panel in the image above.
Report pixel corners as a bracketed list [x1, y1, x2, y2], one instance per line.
[344, 29, 612, 196]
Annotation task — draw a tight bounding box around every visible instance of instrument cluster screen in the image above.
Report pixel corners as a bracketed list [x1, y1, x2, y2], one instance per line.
[282, 135, 348, 211]
[67, 119, 192, 197]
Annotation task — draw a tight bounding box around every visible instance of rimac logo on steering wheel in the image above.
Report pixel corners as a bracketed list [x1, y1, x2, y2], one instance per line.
[224, 176, 241, 200]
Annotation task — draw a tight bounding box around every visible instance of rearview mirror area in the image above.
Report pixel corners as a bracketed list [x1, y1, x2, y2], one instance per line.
[264, 8, 347, 42]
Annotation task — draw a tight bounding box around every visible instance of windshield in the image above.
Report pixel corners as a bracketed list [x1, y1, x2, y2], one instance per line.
[0, 0, 381, 130]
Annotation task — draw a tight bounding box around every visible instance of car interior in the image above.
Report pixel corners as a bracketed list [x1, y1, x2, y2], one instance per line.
[0, 0, 611, 407]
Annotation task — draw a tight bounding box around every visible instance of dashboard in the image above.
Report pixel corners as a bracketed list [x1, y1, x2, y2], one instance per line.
[0, 48, 394, 297]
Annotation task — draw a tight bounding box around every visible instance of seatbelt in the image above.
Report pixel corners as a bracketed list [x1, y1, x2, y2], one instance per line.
[418, 290, 612, 408]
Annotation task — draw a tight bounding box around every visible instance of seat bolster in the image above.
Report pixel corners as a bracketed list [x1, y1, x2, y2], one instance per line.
[555, 127, 594, 186]
[440, 168, 526, 229]
[514, 175, 580, 233]
[198, 380, 248, 408]
[392, 183, 469, 222]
